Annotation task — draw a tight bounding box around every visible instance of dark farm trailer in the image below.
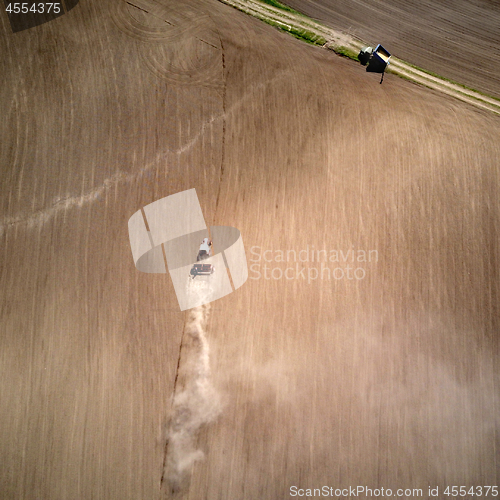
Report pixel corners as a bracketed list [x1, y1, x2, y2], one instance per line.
[358, 44, 391, 73]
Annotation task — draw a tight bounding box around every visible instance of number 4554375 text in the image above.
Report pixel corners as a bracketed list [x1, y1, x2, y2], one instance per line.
[6, 3, 62, 14]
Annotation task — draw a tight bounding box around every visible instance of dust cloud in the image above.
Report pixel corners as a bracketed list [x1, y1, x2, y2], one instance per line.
[163, 281, 222, 493]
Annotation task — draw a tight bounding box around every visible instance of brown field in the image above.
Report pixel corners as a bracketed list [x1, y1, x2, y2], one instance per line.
[0, 1, 499, 499]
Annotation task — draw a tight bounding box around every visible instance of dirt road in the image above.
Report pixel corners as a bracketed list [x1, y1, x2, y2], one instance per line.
[282, 0, 500, 100]
[0, 1, 498, 499]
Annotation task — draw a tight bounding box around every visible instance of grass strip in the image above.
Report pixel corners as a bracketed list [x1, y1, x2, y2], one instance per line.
[263, 18, 326, 45]
[258, 0, 303, 16]
[332, 46, 359, 61]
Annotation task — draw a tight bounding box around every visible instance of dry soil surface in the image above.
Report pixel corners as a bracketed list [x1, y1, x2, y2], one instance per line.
[0, 1, 499, 499]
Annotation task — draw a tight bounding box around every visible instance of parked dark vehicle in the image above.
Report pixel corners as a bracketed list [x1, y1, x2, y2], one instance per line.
[358, 44, 391, 73]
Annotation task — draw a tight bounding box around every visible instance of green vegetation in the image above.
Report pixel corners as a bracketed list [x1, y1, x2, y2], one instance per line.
[387, 68, 500, 109]
[403, 61, 500, 102]
[333, 46, 359, 61]
[258, 0, 303, 16]
[264, 19, 327, 45]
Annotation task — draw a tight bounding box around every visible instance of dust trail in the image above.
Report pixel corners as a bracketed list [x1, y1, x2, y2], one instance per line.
[162, 281, 221, 493]
[0, 112, 221, 237]
[0, 71, 287, 238]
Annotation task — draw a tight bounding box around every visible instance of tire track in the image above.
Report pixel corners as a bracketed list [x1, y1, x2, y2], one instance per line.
[111, 0, 223, 88]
